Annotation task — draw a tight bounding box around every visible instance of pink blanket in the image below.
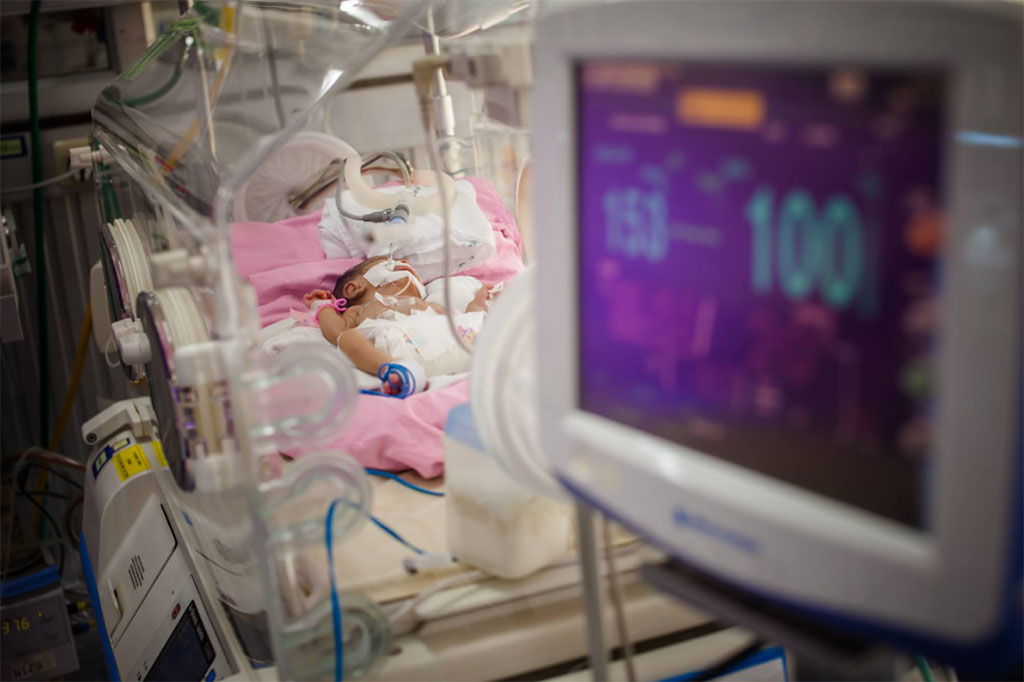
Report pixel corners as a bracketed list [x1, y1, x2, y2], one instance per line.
[232, 178, 523, 477]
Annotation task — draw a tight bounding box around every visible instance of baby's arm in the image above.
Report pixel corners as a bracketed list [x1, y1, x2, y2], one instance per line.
[465, 283, 501, 313]
[311, 304, 393, 376]
[305, 290, 425, 394]
[336, 328, 393, 376]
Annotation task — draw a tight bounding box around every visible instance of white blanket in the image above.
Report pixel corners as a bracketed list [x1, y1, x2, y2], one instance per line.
[318, 180, 495, 282]
[258, 311, 477, 392]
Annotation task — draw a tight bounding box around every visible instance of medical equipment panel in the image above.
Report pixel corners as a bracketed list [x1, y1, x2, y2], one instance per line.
[0, 570, 79, 682]
[144, 600, 216, 681]
[535, 0, 1021, 670]
[577, 61, 944, 528]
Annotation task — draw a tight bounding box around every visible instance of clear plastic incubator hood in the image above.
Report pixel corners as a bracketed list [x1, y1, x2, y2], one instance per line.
[88, 1, 533, 678]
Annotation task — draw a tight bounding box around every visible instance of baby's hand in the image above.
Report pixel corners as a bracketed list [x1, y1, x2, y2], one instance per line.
[302, 289, 332, 309]
[468, 284, 501, 312]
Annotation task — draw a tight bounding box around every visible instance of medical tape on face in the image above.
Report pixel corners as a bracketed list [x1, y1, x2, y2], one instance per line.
[363, 262, 426, 298]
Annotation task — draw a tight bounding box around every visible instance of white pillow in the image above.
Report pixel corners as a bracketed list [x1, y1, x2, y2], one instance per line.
[425, 276, 483, 313]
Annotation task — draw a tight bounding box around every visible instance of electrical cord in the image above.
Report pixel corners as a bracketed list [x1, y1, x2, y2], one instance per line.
[0, 169, 83, 194]
[2, 448, 84, 575]
[122, 63, 183, 108]
[365, 468, 444, 496]
[22, 462, 83, 490]
[914, 654, 936, 682]
[18, 449, 86, 471]
[693, 637, 766, 681]
[332, 157, 410, 225]
[388, 569, 487, 635]
[1, 551, 45, 578]
[325, 499, 345, 681]
[388, 541, 646, 637]
[14, 488, 65, 576]
[18, 490, 73, 502]
[369, 515, 424, 555]
[65, 496, 84, 546]
[49, 303, 93, 451]
[603, 518, 637, 681]
[361, 152, 413, 186]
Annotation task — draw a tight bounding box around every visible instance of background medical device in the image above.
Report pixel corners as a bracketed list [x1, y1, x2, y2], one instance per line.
[78, 398, 240, 681]
[535, 0, 1022, 673]
[1, 567, 79, 681]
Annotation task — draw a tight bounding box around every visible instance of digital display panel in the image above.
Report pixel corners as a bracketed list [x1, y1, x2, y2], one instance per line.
[576, 60, 946, 526]
[146, 601, 215, 682]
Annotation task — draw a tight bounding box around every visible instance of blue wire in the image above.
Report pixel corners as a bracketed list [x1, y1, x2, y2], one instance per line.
[369, 514, 425, 555]
[365, 468, 445, 497]
[324, 499, 425, 680]
[360, 363, 417, 399]
[325, 499, 344, 681]
[359, 389, 404, 398]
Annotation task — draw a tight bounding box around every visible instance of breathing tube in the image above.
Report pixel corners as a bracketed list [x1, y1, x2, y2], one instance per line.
[334, 154, 457, 228]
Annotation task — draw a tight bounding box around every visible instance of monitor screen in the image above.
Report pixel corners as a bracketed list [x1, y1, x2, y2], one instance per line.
[576, 60, 946, 527]
[146, 601, 216, 682]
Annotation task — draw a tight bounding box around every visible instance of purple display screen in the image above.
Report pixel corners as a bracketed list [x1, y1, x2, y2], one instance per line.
[577, 61, 945, 527]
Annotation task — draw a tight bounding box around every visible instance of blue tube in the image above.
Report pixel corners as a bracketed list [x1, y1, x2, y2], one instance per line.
[365, 469, 444, 496]
[369, 514, 424, 555]
[325, 500, 345, 681]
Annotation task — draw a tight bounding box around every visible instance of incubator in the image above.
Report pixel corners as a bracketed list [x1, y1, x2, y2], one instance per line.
[80, 3, 703, 681]
[77, 0, 1023, 679]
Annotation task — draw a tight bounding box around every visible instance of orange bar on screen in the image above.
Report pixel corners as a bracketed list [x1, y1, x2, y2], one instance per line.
[676, 88, 766, 130]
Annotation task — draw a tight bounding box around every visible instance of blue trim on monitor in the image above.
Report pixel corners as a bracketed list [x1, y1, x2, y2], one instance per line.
[954, 131, 1024, 149]
[80, 533, 120, 681]
[558, 441, 1023, 678]
[659, 645, 787, 681]
[0, 565, 59, 599]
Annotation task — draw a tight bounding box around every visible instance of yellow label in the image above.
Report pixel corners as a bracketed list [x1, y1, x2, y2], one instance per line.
[114, 445, 152, 482]
[152, 441, 168, 467]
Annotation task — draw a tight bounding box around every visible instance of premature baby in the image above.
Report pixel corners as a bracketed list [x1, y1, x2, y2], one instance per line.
[304, 256, 498, 396]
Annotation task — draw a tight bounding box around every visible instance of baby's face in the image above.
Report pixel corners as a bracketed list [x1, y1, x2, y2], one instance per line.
[363, 257, 425, 298]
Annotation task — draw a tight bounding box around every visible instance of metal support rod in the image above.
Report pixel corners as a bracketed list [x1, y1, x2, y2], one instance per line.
[576, 501, 609, 681]
[421, 9, 456, 140]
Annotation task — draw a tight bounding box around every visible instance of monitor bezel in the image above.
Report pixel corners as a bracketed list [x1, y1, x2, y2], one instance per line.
[535, 0, 1021, 647]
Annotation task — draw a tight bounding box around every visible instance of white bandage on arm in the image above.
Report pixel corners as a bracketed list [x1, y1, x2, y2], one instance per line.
[379, 359, 427, 397]
[310, 299, 334, 322]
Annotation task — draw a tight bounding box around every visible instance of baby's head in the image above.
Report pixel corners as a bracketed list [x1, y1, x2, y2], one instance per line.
[333, 256, 426, 305]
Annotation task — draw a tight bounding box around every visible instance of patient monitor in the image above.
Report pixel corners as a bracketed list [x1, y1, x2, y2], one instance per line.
[535, 0, 1021, 670]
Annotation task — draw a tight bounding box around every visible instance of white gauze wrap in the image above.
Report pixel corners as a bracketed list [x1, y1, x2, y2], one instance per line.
[362, 262, 426, 299]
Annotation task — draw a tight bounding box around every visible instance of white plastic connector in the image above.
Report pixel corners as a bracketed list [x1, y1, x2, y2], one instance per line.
[173, 341, 228, 386]
[81, 397, 156, 445]
[112, 318, 151, 365]
[447, 52, 505, 89]
[68, 146, 113, 170]
[403, 553, 457, 575]
[150, 248, 212, 288]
